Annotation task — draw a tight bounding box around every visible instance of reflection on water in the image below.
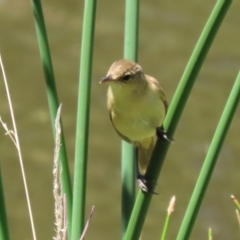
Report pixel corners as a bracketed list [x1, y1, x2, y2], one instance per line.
[0, 0, 240, 239]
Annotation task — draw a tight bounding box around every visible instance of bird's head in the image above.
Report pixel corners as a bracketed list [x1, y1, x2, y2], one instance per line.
[100, 59, 145, 86]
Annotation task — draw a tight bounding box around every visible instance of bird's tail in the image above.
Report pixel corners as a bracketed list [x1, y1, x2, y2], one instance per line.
[137, 136, 156, 175]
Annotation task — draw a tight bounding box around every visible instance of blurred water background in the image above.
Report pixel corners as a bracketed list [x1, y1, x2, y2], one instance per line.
[0, 0, 240, 239]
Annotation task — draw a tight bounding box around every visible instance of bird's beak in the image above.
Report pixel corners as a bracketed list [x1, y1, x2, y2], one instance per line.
[99, 75, 112, 84]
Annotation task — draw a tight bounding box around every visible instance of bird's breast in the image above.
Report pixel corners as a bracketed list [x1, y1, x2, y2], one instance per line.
[108, 89, 165, 141]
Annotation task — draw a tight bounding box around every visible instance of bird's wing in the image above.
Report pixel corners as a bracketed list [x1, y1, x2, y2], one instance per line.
[109, 111, 132, 143]
[146, 74, 168, 114]
[159, 88, 168, 113]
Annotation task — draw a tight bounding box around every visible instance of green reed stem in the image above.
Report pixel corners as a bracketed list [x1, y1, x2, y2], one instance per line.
[124, 1, 232, 239]
[121, 0, 139, 238]
[0, 165, 9, 240]
[71, 1, 96, 240]
[121, 142, 136, 239]
[176, 70, 240, 240]
[160, 214, 170, 240]
[160, 203, 173, 240]
[30, 0, 72, 236]
[208, 228, 213, 240]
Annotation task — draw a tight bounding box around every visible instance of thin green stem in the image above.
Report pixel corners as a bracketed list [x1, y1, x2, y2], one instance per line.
[30, 0, 72, 236]
[176, 71, 240, 240]
[208, 228, 213, 240]
[160, 196, 175, 240]
[0, 165, 9, 240]
[71, 1, 96, 240]
[160, 215, 170, 240]
[124, 1, 232, 239]
[121, 0, 139, 238]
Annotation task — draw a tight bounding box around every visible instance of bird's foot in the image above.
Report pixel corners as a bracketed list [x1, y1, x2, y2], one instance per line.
[156, 127, 173, 143]
[137, 175, 158, 195]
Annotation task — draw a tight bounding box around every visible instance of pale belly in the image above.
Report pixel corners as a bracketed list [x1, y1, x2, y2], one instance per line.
[111, 99, 165, 141]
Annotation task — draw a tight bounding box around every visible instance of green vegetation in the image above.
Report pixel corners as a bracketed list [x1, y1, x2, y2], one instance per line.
[0, 0, 239, 240]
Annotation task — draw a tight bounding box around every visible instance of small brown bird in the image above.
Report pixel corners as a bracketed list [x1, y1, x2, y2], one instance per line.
[100, 59, 168, 193]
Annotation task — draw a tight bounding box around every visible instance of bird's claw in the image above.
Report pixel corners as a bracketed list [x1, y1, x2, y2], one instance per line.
[156, 127, 173, 143]
[137, 175, 158, 195]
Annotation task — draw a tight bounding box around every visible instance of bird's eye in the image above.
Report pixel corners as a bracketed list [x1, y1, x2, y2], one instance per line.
[122, 74, 131, 81]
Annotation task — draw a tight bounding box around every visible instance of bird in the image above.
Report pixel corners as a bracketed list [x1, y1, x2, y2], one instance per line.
[100, 59, 169, 193]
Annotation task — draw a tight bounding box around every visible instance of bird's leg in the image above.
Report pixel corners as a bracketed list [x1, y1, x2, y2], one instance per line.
[156, 126, 172, 142]
[135, 148, 158, 194]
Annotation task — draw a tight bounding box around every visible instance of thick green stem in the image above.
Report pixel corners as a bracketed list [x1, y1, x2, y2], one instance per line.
[71, 1, 96, 240]
[30, 0, 72, 236]
[121, 0, 139, 238]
